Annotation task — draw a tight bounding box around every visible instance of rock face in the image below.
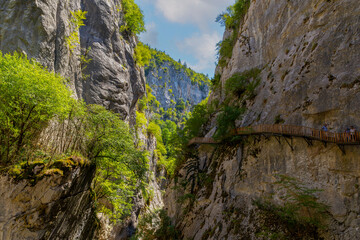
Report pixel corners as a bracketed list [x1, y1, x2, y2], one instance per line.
[165, 0, 360, 239]
[80, 0, 145, 120]
[0, 165, 97, 240]
[217, 0, 360, 131]
[146, 61, 209, 113]
[0, 0, 145, 120]
[0, 0, 145, 239]
[165, 139, 360, 239]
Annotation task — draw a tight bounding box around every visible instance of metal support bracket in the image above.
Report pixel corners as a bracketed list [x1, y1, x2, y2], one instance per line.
[283, 136, 294, 151]
[275, 136, 281, 145]
[303, 137, 313, 146]
[261, 133, 270, 140]
[337, 144, 346, 155]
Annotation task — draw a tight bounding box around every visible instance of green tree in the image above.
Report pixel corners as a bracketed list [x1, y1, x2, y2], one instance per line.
[121, 0, 145, 34]
[135, 42, 151, 67]
[183, 98, 210, 140]
[86, 105, 148, 220]
[0, 52, 72, 165]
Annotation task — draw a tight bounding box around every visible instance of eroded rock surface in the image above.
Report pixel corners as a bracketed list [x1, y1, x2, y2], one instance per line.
[0, 0, 145, 120]
[166, 0, 360, 239]
[146, 61, 209, 112]
[216, 0, 360, 131]
[0, 165, 96, 240]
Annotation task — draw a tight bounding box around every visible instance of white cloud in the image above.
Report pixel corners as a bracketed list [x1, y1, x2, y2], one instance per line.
[154, 0, 233, 30]
[140, 22, 158, 46]
[177, 31, 221, 73]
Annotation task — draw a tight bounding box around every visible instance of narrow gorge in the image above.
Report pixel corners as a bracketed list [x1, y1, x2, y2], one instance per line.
[0, 0, 359, 239]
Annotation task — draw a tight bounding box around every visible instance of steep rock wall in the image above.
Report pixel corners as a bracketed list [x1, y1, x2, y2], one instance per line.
[0, 0, 145, 120]
[0, 165, 97, 240]
[215, 0, 360, 131]
[165, 139, 360, 239]
[146, 61, 209, 112]
[166, 0, 360, 239]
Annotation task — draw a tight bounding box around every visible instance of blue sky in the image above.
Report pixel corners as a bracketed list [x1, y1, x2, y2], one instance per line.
[134, 0, 234, 77]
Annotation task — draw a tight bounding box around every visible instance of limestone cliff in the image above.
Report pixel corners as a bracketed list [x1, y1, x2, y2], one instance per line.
[0, 0, 145, 121]
[0, 164, 97, 240]
[216, 0, 360, 131]
[165, 0, 360, 239]
[0, 0, 145, 239]
[145, 48, 210, 116]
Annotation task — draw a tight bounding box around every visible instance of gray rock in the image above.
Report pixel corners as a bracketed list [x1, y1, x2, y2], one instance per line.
[0, 0, 145, 121]
[216, 0, 360, 132]
[146, 61, 209, 113]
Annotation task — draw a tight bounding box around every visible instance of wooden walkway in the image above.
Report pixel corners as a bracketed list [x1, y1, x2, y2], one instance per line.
[188, 124, 360, 152]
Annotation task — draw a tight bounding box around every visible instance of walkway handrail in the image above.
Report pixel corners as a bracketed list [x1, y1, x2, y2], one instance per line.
[189, 124, 360, 145]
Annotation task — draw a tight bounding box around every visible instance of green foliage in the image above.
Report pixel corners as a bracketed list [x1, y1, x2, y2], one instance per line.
[133, 209, 180, 240]
[254, 175, 329, 238]
[274, 114, 285, 124]
[138, 84, 157, 113]
[175, 99, 186, 112]
[216, 37, 236, 68]
[84, 105, 148, 221]
[0, 52, 72, 165]
[0, 51, 148, 222]
[216, 0, 251, 68]
[143, 44, 211, 86]
[135, 42, 151, 67]
[214, 106, 245, 140]
[120, 0, 145, 35]
[136, 111, 147, 132]
[6, 155, 88, 185]
[216, 0, 251, 29]
[225, 68, 261, 101]
[211, 74, 221, 89]
[183, 98, 211, 140]
[66, 10, 87, 53]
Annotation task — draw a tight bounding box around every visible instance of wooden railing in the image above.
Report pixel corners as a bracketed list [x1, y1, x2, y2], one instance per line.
[188, 124, 360, 145]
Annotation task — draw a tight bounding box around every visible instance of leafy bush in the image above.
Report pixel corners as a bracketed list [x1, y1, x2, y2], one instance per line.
[84, 105, 148, 220]
[66, 10, 87, 53]
[175, 99, 186, 112]
[216, 0, 251, 68]
[214, 105, 245, 140]
[183, 98, 211, 140]
[0, 52, 72, 165]
[225, 68, 261, 100]
[216, 0, 251, 29]
[135, 42, 151, 67]
[211, 74, 221, 89]
[121, 0, 145, 35]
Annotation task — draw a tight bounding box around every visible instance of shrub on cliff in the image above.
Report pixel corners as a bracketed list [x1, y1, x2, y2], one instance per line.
[0, 52, 72, 165]
[121, 0, 145, 34]
[135, 42, 151, 67]
[86, 105, 148, 220]
[216, 0, 251, 67]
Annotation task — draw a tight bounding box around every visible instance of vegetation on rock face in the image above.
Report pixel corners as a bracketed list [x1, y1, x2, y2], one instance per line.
[135, 42, 151, 67]
[66, 10, 87, 53]
[0, 52, 147, 222]
[0, 52, 72, 165]
[216, 0, 251, 68]
[136, 84, 185, 177]
[254, 175, 329, 239]
[132, 209, 180, 240]
[144, 44, 211, 87]
[120, 0, 145, 35]
[224, 68, 261, 101]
